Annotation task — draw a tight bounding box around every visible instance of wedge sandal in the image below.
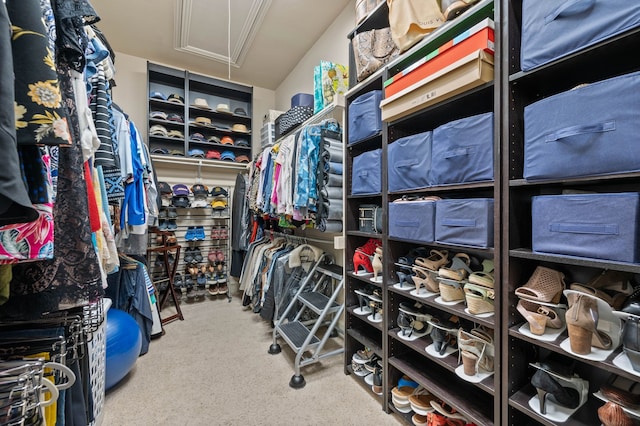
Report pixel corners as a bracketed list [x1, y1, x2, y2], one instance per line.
[415, 250, 449, 271]
[438, 253, 473, 281]
[515, 266, 565, 304]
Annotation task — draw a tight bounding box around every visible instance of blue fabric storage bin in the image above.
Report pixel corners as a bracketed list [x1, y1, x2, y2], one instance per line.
[532, 192, 640, 263]
[351, 149, 381, 195]
[431, 112, 494, 185]
[388, 131, 433, 192]
[524, 71, 640, 181]
[520, 0, 640, 71]
[348, 90, 383, 144]
[435, 198, 494, 248]
[389, 198, 436, 243]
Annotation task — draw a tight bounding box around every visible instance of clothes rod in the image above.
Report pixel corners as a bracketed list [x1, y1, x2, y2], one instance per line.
[267, 230, 337, 246]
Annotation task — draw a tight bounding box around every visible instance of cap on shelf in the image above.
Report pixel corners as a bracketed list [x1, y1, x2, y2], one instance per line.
[192, 98, 210, 109]
[150, 91, 167, 101]
[191, 184, 209, 196]
[157, 182, 172, 195]
[206, 150, 221, 160]
[172, 195, 190, 208]
[194, 116, 212, 126]
[216, 103, 230, 113]
[167, 113, 184, 123]
[188, 148, 205, 158]
[150, 110, 168, 120]
[190, 132, 206, 142]
[210, 186, 228, 197]
[208, 135, 221, 144]
[232, 123, 250, 133]
[211, 199, 228, 210]
[220, 136, 234, 145]
[150, 124, 168, 137]
[235, 138, 249, 147]
[152, 148, 169, 155]
[234, 107, 248, 116]
[167, 129, 184, 139]
[235, 155, 250, 163]
[172, 184, 190, 196]
[167, 94, 184, 104]
[220, 150, 236, 161]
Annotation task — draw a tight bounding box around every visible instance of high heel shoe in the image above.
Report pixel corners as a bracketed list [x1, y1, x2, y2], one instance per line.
[531, 369, 580, 415]
[372, 247, 383, 281]
[516, 300, 562, 335]
[566, 293, 612, 355]
[412, 267, 440, 294]
[598, 401, 635, 426]
[515, 266, 565, 304]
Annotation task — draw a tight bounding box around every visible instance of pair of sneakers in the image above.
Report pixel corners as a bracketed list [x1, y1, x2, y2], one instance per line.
[210, 226, 228, 239]
[158, 218, 177, 231]
[184, 247, 203, 263]
[185, 226, 206, 241]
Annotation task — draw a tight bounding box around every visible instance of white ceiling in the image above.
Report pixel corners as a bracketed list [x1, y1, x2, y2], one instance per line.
[90, 0, 352, 90]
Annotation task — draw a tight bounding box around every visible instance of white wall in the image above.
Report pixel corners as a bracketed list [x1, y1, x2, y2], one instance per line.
[274, 4, 355, 111]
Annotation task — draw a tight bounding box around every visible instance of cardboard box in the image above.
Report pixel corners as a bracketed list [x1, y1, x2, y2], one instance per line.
[263, 109, 284, 125]
[384, 18, 494, 98]
[380, 50, 494, 123]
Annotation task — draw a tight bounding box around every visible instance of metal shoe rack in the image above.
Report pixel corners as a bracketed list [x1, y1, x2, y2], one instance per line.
[148, 187, 232, 303]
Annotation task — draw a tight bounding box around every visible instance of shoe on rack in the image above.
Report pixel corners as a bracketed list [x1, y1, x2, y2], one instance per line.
[158, 219, 168, 231]
[167, 206, 178, 218]
[352, 347, 375, 364]
[530, 369, 580, 415]
[192, 247, 203, 263]
[210, 227, 220, 239]
[185, 226, 196, 241]
[183, 247, 194, 264]
[195, 226, 206, 241]
[598, 401, 635, 426]
[217, 274, 228, 293]
[166, 219, 177, 231]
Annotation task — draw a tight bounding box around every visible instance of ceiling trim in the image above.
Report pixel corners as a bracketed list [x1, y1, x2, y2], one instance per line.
[174, 0, 272, 68]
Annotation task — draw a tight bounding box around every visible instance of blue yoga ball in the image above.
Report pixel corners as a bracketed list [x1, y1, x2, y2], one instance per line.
[105, 309, 142, 390]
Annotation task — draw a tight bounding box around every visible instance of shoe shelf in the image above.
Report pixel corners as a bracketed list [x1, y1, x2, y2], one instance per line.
[346, 306, 384, 332]
[388, 356, 494, 426]
[346, 328, 383, 356]
[503, 0, 640, 424]
[389, 285, 495, 329]
[345, 364, 386, 402]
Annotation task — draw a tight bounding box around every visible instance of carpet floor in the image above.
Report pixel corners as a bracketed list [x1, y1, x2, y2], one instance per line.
[102, 294, 401, 426]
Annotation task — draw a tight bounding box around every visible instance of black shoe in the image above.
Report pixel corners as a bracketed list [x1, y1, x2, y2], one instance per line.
[531, 369, 580, 415]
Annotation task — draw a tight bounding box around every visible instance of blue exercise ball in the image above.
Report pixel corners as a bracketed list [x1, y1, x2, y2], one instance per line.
[105, 309, 142, 390]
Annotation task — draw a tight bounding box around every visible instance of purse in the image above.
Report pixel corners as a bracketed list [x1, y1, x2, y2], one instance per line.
[387, 0, 445, 52]
[352, 27, 399, 82]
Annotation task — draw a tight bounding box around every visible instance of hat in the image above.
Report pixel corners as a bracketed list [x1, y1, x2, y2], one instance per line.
[220, 136, 234, 145]
[188, 148, 205, 158]
[191, 198, 208, 208]
[167, 93, 184, 104]
[150, 91, 167, 101]
[150, 124, 168, 137]
[158, 182, 172, 195]
[235, 138, 249, 147]
[172, 184, 190, 196]
[150, 110, 168, 120]
[210, 186, 228, 197]
[211, 199, 228, 210]
[194, 116, 212, 126]
[167, 113, 184, 123]
[215, 123, 231, 130]
[206, 150, 221, 160]
[207, 135, 221, 144]
[152, 148, 169, 155]
[232, 123, 250, 133]
[191, 184, 209, 196]
[172, 195, 190, 208]
[235, 155, 250, 163]
[215, 103, 230, 113]
[190, 132, 206, 142]
[220, 150, 236, 161]
[169, 149, 184, 156]
[167, 129, 184, 139]
[192, 98, 210, 109]
[234, 107, 247, 116]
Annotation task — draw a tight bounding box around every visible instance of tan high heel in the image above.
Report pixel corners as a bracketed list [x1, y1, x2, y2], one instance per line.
[515, 266, 565, 304]
[516, 300, 562, 335]
[371, 247, 383, 281]
[566, 293, 612, 355]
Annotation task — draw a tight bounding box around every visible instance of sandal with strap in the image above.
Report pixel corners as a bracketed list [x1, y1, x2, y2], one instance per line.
[415, 250, 449, 271]
[515, 266, 565, 304]
[569, 270, 634, 310]
[464, 283, 495, 315]
[409, 386, 437, 416]
[438, 253, 473, 281]
[413, 267, 440, 294]
[437, 277, 465, 302]
[458, 328, 494, 375]
[516, 299, 562, 335]
[468, 258, 494, 289]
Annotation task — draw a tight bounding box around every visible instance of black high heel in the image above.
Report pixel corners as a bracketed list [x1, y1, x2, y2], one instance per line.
[531, 369, 580, 415]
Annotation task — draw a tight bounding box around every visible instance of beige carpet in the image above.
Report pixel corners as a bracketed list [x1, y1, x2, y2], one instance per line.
[103, 294, 401, 426]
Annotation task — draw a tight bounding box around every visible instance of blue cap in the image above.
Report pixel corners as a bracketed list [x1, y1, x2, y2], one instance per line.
[150, 91, 167, 100]
[220, 150, 236, 161]
[188, 148, 205, 158]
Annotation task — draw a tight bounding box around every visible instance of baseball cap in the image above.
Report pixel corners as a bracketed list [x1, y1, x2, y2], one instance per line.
[192, 98, 210, 109]
[150, 124, 168, 137]
[169, 149, 184, 156]
[191, 184, 209, 196]
[157, 182, 172, 195]
[172, 195, 190, 208]
[167, 129, 184, 139]
[216, 103, 230, 113]
[215, 123, 231, 130]
[220, 150, 236, 161]
[172, 184, 190, 196]
[152, 148, 169, 155]
[235, 138, 249, 147]
[190, 132, 206, 142]
[211, 199, 228, 210]
[206, 150, 221, 160]
[167, 113, 184, 123]
[210, 186, 228, 197]
[235, 155, 250, 163]
[194, 116, 212, 126]
[220, 136, 234, 145]
[232, 123, 249, 133]
[188, 148, 205, 158]
[234, 107, 247, 116]
[191, 198, 208, 208]
[150, 110, 168, 120]
[167, 94, 184, 104]
[150, 91, 167, 100]
[207, 135, 221, 144]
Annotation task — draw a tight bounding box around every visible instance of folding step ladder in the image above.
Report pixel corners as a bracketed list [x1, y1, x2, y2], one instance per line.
[268, 258, 344, 389]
